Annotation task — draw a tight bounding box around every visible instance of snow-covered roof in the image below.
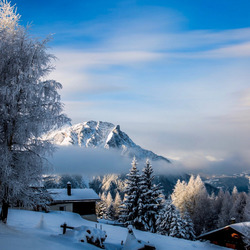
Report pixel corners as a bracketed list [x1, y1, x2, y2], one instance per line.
[47, 188, 100, 202]
[230, 222, 250, 236]
[199, 221, 250, 238]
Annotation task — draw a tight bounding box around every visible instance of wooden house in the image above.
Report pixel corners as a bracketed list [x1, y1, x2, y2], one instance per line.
[198, 222, 250, 249]
[47, 182, 100, 222]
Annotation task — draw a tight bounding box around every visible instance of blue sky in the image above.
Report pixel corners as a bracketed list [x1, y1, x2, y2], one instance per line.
[12, 0, 250, 174]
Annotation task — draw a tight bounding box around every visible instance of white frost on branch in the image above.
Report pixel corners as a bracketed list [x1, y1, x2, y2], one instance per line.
[0, 0, 20, 31]
[0, 0, 69, 221]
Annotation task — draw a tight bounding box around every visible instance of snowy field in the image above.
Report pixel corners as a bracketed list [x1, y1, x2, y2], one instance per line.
[0, 209, 227, 250]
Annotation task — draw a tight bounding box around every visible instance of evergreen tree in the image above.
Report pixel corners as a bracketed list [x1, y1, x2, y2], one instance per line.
[106, 191, 113, 209]
[169, 210, 186, 239]
[120, 157, 142, 229]
[0, 0, 69, 223]
[107, 203, 116, 220]
[157, 200, 186, 239]
[182, 211, 196, 240]
[105, 191, 115, 220]
[114, 191, 122, 220]
[156, 200, 173, 235]
[96, 192, 107, 219]
[138, 159, 163, 233]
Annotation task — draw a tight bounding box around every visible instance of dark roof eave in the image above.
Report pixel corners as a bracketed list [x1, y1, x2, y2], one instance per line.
[50, 198, 100, 204]
[198, 225, 244, 239]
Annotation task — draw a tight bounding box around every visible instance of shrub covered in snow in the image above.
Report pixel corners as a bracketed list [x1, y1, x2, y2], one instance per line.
[64, 225, 107, 249]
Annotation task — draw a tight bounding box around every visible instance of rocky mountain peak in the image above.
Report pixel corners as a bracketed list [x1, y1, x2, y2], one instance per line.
[45, 120, 171, 163]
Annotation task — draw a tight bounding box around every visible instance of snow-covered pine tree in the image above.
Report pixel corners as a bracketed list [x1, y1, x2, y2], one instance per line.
[156, 200, 186, 239]
[0, 0, 69, 223]
[138, 159, 163, 233]
[169, 209, 186, 239]
[181, 211, 196, 240]
[119, 157, 142, 229]
[106, 191, 115, 220]
[106, 191, 113, 209]
[107, 203, 116, 221]
[156, 200, 173, 235]
[113, 191, 122, 220]
[96, 192, 107, 219]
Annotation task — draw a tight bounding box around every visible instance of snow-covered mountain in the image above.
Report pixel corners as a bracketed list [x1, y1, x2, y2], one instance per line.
[45, 121, 170, 163]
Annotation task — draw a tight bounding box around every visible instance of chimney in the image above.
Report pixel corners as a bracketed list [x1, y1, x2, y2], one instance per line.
[230, 217, 236, 224]
[67, 182, 71, 196]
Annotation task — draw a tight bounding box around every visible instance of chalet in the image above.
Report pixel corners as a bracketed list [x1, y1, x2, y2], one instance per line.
[47, 182, 100, 222]
[198, 222, 250, 250]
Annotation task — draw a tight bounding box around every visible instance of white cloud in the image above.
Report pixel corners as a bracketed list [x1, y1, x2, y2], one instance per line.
[187, 42, 250, 59]
[48, 146, 176, 176]
[49, 49, 163, 99]
[53, 50, 163, 69]
[205, 155, 223, 162]
[45, 9, 250, 175]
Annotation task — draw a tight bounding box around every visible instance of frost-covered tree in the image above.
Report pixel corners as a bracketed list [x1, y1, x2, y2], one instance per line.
[138, 159, 163, 233]
[217, 191, 232, 227]
[120, 157, 142, 229]
[230, 192, 247, 223]
[58, 175, 86, 189]
[212, 189, 224, 220]
[232, 186, 239, 202]
[243, 194, 250, 221]
[171, 179, 188, 214]
[188, 175, 211, 234]
[0, 0, 20, 31]
[242, 224, 250, 249]
[171, 175, 211, 235]
[0, 0, 69, 223]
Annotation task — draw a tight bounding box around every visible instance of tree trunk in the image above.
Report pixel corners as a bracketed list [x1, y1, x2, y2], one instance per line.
[0, 201, 9, 223]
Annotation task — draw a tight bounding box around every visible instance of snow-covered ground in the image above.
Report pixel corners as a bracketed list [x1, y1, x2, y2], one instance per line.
[0, 209, 226, 250]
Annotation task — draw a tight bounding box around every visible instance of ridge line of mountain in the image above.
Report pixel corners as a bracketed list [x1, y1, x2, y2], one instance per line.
[45, 120, 171, 163]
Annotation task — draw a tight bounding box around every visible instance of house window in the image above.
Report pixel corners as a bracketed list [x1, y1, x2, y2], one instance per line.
[225, 243, 236, 249]
[231, 233, 240, 239]
[59, 206, 65, 211]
